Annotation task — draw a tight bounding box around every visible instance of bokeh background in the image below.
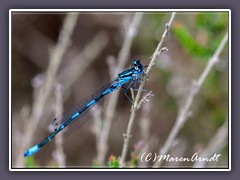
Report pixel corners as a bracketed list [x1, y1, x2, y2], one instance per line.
[11, 11, 229, 168]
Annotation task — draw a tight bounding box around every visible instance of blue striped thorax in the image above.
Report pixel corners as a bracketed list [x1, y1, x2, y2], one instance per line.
[118, 59, 144, 79]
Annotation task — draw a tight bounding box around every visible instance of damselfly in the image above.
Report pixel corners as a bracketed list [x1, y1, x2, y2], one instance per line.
[24, 59, 144, 157]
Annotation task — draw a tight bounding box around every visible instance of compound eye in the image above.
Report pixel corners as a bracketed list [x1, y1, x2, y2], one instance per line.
[133, 59, 140, 66]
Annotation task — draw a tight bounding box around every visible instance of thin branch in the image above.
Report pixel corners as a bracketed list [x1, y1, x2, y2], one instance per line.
[137, 101, 152, 167]
[57, 31, 109, 92]
[139, 102, 152, 141]
[15, 13, 79, 167]
[193, 118, 228, 168]
[106, 56, 117, 79]
[153, 31, 228, 168]
[120, 12, 176, 167]
[53, 84, 66, 168]
[117, 13, 144, 74]
[90, 104, 102, 151]
[137, 91, 154, 109]
[96, 13, 143, 165]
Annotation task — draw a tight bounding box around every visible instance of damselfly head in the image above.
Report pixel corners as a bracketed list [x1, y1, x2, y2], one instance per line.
[133, 59, 144, 74]
[133, 59, 140, 66]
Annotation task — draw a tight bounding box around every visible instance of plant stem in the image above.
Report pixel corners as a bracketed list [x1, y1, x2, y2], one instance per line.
[120, 12, 176, 167]
[15, 13, 78, 167]
[96, 13, 143, 165]
[153, 31, 228, 168]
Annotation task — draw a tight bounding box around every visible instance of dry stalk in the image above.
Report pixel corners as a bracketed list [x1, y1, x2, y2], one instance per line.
[15, 13, 78, 167]
[52, 84, 66, 168]
[153, 31, 228, 168]
[96, 13, 143, 165]
[193, 118, 228, 168]
[120, 12, 176, 167]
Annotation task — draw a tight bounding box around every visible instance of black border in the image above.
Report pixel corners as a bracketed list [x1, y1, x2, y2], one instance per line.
[10, 9, 230, 171]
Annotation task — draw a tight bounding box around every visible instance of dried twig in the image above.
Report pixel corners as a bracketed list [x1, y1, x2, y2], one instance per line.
[193, 117, 228, 168]
[15, 13, 79, 167]
[137, 101, 152, 167]
[96, 13, 143, 165]
[57, 31, 109, 92]
[139, 102, 152, 141]
[153, 31, 228, 168]
[90, 104, 102, 150]
[120, 12, 176, 167]
[53, 84, 66, 168]
[137, 91, 154, 109]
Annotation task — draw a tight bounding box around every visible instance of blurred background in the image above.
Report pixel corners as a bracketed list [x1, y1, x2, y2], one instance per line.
[11, 12, 229, 168]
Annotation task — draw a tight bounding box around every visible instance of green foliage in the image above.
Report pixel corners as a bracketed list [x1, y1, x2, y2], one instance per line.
[196, 13, 228, 33]
[24, 156, 38, 168]
[172, 13, 228, 60]
[172, 24, 212, 59]
[130, 158, 138, 168]
[107, 155, 119, 168]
